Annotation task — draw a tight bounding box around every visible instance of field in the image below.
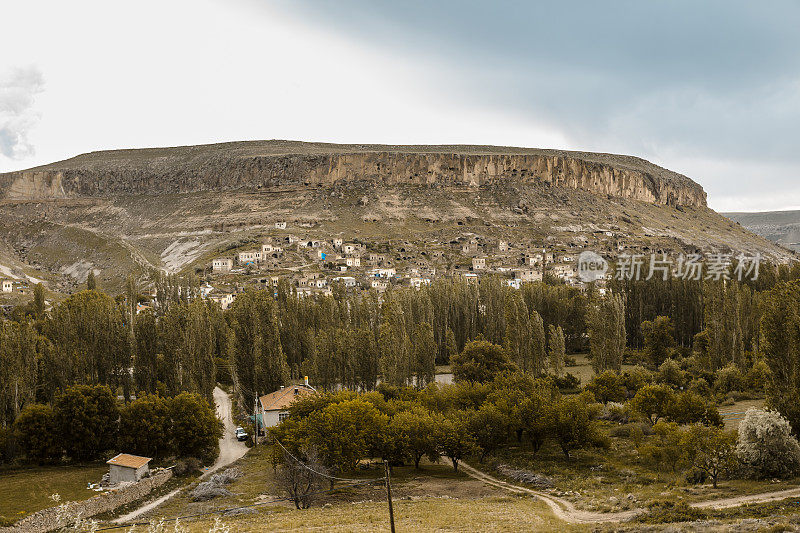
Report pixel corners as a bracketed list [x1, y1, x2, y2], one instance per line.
[0, 463, 107, 524]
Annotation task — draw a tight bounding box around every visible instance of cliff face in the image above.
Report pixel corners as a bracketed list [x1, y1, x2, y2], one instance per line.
[0, 142, 707, 207]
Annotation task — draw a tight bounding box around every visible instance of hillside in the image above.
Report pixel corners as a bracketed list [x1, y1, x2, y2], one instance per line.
[725, 210, 800, 252]
[0, 141, 792, 293]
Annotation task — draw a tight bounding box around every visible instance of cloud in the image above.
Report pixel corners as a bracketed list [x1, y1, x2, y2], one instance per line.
[0, 66, 44, 159]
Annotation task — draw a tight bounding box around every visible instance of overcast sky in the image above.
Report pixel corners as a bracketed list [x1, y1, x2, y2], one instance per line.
[1, 1, 798, 212]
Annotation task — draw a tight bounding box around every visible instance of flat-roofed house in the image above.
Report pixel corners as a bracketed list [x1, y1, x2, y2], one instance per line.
[212, 258, 233, 272]
[106, 453, 152, 485]
[258, 378, 316, 428]
[1, 279, 12, 293]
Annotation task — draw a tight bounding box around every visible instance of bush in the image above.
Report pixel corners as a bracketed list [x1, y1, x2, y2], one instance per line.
[172, 456, 204, 477]
[13, 404, 60, 463]
[736, 408, 800, 479]
[638, 499, 706, 524]
[598, 402, 630, 423]
[608, 422, 652, 439]
[585, 371, 626, 404]
[715, 364, 744, 394]
[745, 360, 771, 392]
[190, 481, 233, 501]
[551, 372, 581, 391]
[687, 377, 711, 397]
[657, 359, 685, 389]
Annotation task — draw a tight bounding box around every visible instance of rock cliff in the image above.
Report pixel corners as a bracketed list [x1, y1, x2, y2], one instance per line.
[0, 141, 706, 207]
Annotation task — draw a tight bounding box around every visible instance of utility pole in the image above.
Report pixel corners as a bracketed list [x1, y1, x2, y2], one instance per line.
[384, 460, 396, 533]
[253, 395, 259, 447]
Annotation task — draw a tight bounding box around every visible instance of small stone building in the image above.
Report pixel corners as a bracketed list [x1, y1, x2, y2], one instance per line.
[106, 453, 152, 485]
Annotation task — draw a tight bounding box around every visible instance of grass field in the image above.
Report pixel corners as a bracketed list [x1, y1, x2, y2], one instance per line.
[0, 463, 107, 524]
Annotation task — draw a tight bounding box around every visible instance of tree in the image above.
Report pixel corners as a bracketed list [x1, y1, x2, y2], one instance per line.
[588, 295, 626, 372]
[53, 385, 119, 462]
[467, 403, 509, 461]
[761, 282, 800, 431]
[630, 384, 675, 425]
[667, 391, 722, 426]
[437, 411, 477, 471]
[276, 446, 329, 509]
[13, 404, 60, 463]
[118, 394, 170, 458]
[228, 290, 289, 400]
[33, 283, 46, 319]
[133, 309, 159, 395]
[0, 320, 41, 426]
[681, 424, 738, 488]
[517, 381, 558, 452]
[736, 408, 800, 479]
[451, 338, 516, 383]
[552, 392, 600, 459]
[585, 371, 627, 404]
[638, 421, 684, 476]
[412, 322, 437, 388]
[390, 407, 440, 468]
[87, 271, 97, 291]
[168, 392, 222, 462]
[641, 316, 675, 367]
[548, 325, 566, 376]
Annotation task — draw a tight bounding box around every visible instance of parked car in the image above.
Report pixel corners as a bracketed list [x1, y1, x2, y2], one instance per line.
[235, 426, 248, 441]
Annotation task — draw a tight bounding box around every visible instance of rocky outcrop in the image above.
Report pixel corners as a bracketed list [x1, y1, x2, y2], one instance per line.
[0, 141, 707, 207]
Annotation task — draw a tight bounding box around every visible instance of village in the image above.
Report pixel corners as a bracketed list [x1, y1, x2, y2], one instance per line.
[175, 220, 655, 310]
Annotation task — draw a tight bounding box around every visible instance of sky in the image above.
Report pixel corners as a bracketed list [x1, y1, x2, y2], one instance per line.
[1, 1, 798, 212]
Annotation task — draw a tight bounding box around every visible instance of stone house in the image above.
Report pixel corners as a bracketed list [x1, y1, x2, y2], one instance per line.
[238, 251, 261, 264]
[514, 269, 543, 282]
[472, 257, 487, 270]
[212, 258, 233, 272]
[1, 279, 12, 293]
[106, 453, 152, 485]
[345, 255, 361, 268]
[275, 221, 287, 229]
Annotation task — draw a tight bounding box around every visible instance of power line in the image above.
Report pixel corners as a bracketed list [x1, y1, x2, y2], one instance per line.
[270, 432, 385, 483]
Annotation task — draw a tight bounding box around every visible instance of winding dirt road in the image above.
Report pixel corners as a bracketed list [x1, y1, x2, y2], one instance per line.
[113, 387, 248, 524]
[458, 462, 642, 524]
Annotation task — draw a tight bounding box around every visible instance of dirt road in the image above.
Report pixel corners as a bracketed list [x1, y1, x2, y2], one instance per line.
[458, 461, 642, 524]
[112, 387, 248, 524]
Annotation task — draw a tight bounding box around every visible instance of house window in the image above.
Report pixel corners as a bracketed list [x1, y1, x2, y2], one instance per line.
[278, 412, 290, 423]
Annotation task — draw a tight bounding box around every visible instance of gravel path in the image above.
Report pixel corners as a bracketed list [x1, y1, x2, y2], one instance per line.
[112, 387, 248, 524]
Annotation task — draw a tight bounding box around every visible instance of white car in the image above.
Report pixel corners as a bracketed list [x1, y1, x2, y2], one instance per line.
[235, 426, 248, 441]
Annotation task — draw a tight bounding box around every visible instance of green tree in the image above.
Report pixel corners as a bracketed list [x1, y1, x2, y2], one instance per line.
[53, 385, 119, 462]
[451, 338, 516, 383]
[118, 394, 170, 458]
[87, 271, 97, 291]
[133, 309, 159, 395]
[13, 404, 60, 463]
[437, 411, 477, 471]
[641, 316, 676, 367]
[588, 295, 626, 372]
[681, 424, 738, 488]
[467, 403, 508, 461]
[390, 407, 440, 469]
[552, 392, 600, 459]
[228, 290, 289, 400]
[167, 392, 221, 462]
[639, 420, 684, 476]
[630, 383, 675, 425]
[585, 371, 627, 404]
[548, 324, 566, 376]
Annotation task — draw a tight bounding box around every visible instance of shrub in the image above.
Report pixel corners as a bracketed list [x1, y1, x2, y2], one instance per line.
[714, 364, 744, 394]
[638, 498, 706, 524]
[657, 359, 685, 389]
[598, 402, 630, 423]
[173, 456, 204, 477]
[736, 408, 800, 479]
[585, 371, 626, 403]
[687, 377, 711, 397]
[190, 481, 233, 501]
[745, 360, 771, 392]
[668, 391, 722, 426]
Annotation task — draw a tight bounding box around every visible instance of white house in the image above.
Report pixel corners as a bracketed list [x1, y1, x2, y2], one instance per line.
[343, 244, 357, 254]
[345, 255, 361, 268]
[209, 292, 235, 309]
[333, 276, 357, 288]
[199, 282, 215, 298]
[1, 279, 12, 293]
[275, 221, 287, 229]
[371, 279, 389, 291]
[262, 243, 274, 255]
[370, 267, 396, 278]
[258, 378, 316, 428]
[212, 258, 233, 272]
[514, 269, 543, 282]
[408, 277, 431, 288]
[332, 238, 343, 248]
[106, 453, 151, 485]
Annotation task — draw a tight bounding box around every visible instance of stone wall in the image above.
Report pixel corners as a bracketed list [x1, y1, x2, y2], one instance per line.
[0, 470, 172, 533]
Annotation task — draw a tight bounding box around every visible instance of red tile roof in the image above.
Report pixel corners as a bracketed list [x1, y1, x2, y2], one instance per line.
[259, 386, 314, 412]
[106, 453, 152, 469]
